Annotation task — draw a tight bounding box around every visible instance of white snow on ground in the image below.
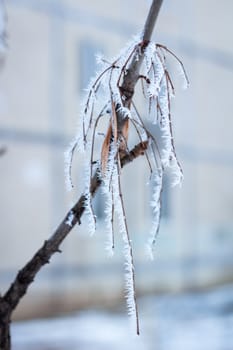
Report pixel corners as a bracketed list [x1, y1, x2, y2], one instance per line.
[12, 312, 147, 350]
[12, 284, 233, 350]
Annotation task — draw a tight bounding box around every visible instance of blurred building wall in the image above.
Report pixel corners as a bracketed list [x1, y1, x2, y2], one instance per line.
[0, 0, 233, 319]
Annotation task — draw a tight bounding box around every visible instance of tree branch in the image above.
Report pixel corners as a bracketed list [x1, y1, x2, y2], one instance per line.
[119, 0, 163, 108]
[120, 141, 148, 167]
[143, 0, 163, 42]
[117, 0, 163, 157]
[0, 142, 148, 319]
[0, 1, 164, 348]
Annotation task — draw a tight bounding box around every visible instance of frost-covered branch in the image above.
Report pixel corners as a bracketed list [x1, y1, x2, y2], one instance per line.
[0, 141, 148, 349]
[63, 0, 189, 336]
[0, 0, 190, 347]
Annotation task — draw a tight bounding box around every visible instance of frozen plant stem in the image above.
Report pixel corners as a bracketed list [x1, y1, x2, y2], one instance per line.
[0, 142, 148, 349]
[0, 0, 191, 350]
[117, 0, 163, 130]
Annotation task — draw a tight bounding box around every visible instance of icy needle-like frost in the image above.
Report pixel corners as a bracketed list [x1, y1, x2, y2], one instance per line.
[65, 34, 188, 334]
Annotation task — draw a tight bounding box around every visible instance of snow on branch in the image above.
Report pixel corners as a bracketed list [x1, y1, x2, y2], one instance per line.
[66, 35, 188, 334]
[1, 1, 190, 347]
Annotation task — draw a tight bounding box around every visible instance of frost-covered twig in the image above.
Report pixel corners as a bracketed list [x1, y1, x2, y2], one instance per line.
[66, 37, 188, 250]
[0, 141, 147, 349]
[64, 0, 188, 335]
[114, 157, 139, 334]
[0, 0, 190, 347]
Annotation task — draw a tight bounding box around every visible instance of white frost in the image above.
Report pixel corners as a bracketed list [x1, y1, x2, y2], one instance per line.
[65, 210, 74, 227]
[111, 163, 139, 332]
[64, 32, 188, 332]
[146, 170, 163, 260]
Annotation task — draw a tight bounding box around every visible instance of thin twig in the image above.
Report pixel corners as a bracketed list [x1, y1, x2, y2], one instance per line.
[0, 1, 165, 348]
[116, 155, 139, 335]
[0, 141, 148, 318]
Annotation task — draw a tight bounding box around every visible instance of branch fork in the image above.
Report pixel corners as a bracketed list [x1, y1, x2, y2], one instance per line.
[0, 1, 189, 347]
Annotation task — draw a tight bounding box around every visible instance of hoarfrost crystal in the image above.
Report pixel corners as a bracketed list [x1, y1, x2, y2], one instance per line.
[65, 33, 188, 335]
[65, 210, 74, 227]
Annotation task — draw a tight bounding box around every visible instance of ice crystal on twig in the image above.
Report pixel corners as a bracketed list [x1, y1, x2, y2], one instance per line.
[65, 35, 188, 334]
[65, 210, 74, 227]
[112, 161, 139, 334]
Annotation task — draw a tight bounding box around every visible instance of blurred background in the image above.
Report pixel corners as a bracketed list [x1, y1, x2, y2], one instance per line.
[0, 0, 233, 349]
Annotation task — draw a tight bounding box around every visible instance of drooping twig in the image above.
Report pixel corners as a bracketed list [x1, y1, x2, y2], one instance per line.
[0, 141, 148, 349]
[0, 1, 171, 348]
